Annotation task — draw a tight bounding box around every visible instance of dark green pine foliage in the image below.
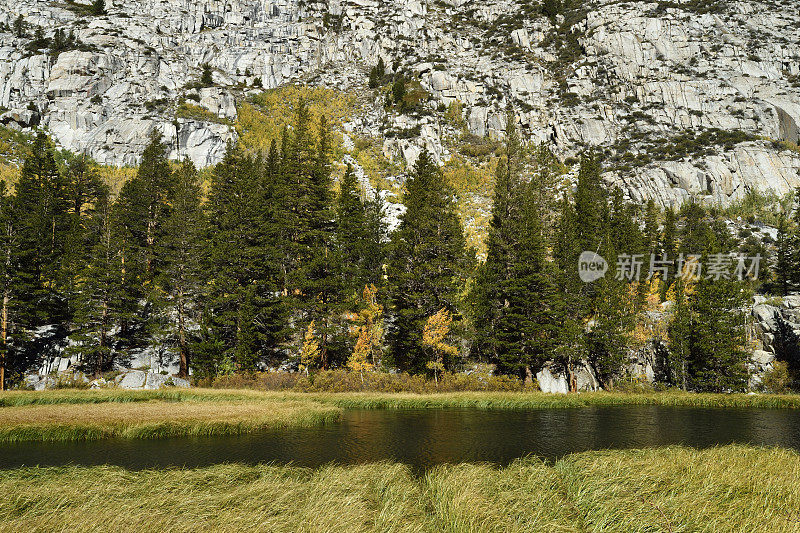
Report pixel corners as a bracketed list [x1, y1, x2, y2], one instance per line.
[90, 0, 106, 16]
[13, 133, 70, 327]
[583, 185, 637, 389]
[684, 277, 750, 392]
[472, 118, 558, 380]
[773, 311, 800, 387]
[61, 154, 105, 320]
[300, 116, 340, 367]
[336, 164, 385, 302]
[203, 143, 288, 373]
[775, 213, 792, 295]
[204, 147, 264, 372]
[551, 155, 637, 390]
[112, 131, 173, 352]
[0, 182, 19, 389]
[156, 160, 205, 378]
[658, 207, 678, 301]
[665, 277, 691, 389]
[387, 149, 470, 373]
[67, 185, 124, 376]
[666, 220, 751, 392]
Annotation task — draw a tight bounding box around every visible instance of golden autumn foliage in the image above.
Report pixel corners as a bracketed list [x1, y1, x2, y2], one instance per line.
[299, 322, 321, 376]
[346, 285, 384, 380]
[630, 278, 668, 348]
[423, 308, 458, 383]
[236, 86, 358, 156]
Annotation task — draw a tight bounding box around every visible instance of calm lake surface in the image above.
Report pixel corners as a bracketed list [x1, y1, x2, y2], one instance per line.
[3, 406, 800, 471]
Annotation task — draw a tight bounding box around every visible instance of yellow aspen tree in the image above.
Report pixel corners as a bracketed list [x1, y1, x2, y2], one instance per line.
[300, 322, 321, 376]
[347, 285, 383, 382]
[422, 308, 458, 385]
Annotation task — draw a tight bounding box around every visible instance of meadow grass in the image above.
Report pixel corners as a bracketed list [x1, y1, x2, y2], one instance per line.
[301, 390, 800, 410]
[0, 397, 340, 442]
[3, 388, 800, 443]
[0, 445, 796, 532]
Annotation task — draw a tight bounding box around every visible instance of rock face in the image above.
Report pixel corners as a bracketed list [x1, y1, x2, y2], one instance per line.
[749, 294, 800, 387]
[1, 0, 799, 204]
[114, 370, 191, 389]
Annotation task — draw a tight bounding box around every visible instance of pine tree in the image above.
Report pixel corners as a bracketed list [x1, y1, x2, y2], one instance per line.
[157, 160, 205, 377]
[685, 278, 750, 391]
[13, 15, 25, 37]
[386, 149, 470, 372]
[62, 154, 104, 320]
[113, 131, 173, 352]
[0, 182, 14, 390]
[90, 0, 106, 16]
[775, 213, 792, 295]
[13, 133, 70, 327]
[336, 164, 385, 302]
[203, 142, 289, 374]
[472, 117, 559, 380]
[200, 64, 213, 87]
[204, 147, 263, 371]
[67, 186, 123, 376]
[659, 206, 678, 300]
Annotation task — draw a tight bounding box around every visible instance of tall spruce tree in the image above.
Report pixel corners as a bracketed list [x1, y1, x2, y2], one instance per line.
[387, 149, 470, 372]
[0, 182, 15, 390]
[299, 115, 340, 367]
[67, 185, 124, 376]
[203, 142, 289, 373]
[336, 164, 385, 300]
[684, 277, 750, 391]
[472, 117, 559, 380]
[112, 131, 173, 353]
[13, 133, 70, 327]
[156, 160, 205, 377]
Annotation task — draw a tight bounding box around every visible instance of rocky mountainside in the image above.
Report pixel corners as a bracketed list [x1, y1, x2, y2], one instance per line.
[1, 0, 799, 206]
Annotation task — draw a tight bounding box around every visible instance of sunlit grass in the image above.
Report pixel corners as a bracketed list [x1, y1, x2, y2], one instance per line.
[0, 394, 340, 442]
[558, 445, 800, 532]
[0, 445, 797, 532]
[302, 390, 800, 410]
[3, 388, 800, 443]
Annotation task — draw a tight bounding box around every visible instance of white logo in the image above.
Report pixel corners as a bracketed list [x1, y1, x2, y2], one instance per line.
[578, 251, 608, 282]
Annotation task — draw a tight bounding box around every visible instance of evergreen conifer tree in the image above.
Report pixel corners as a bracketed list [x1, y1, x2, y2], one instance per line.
[157, 160, 205, 377]
[387, 149, 470, 372]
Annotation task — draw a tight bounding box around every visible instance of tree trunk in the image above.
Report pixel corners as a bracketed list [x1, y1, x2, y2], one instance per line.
[0, 290, 7, 392]
[524, 365, 534, 387]
[567, 363, 577, 393]
[177, 290, 188, 378]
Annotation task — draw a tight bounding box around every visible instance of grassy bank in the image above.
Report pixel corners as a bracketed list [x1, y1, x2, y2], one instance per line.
[0, 395, 340, 442]
[302, 390, 800, 410]
[0, 445, 797, 532]
[2, 389, 800, 443]
[5, 388, 800, 409]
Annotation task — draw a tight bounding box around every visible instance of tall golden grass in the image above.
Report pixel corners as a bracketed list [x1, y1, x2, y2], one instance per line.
[0, 396, 340, 442]
[0, 445, 797, 532]
[3, 388, 800, 443]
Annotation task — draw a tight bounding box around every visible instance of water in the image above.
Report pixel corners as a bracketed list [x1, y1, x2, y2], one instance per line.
[2, 406, 800, 471]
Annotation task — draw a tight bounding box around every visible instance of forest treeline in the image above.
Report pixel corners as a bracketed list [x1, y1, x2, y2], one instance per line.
[0, 100, 798, 392]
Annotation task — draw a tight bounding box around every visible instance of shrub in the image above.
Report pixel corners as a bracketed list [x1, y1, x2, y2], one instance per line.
[760, 361, 792, 393]
[52, 372, 90, 390]
[211, 369, 526, 393]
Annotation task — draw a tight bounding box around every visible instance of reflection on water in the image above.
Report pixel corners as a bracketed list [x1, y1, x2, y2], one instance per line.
[2, 406, 800, 471]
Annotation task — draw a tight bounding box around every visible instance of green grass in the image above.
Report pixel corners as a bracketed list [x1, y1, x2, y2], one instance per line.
[0, 445, 797, 532]
[301, 390, 800, 410]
